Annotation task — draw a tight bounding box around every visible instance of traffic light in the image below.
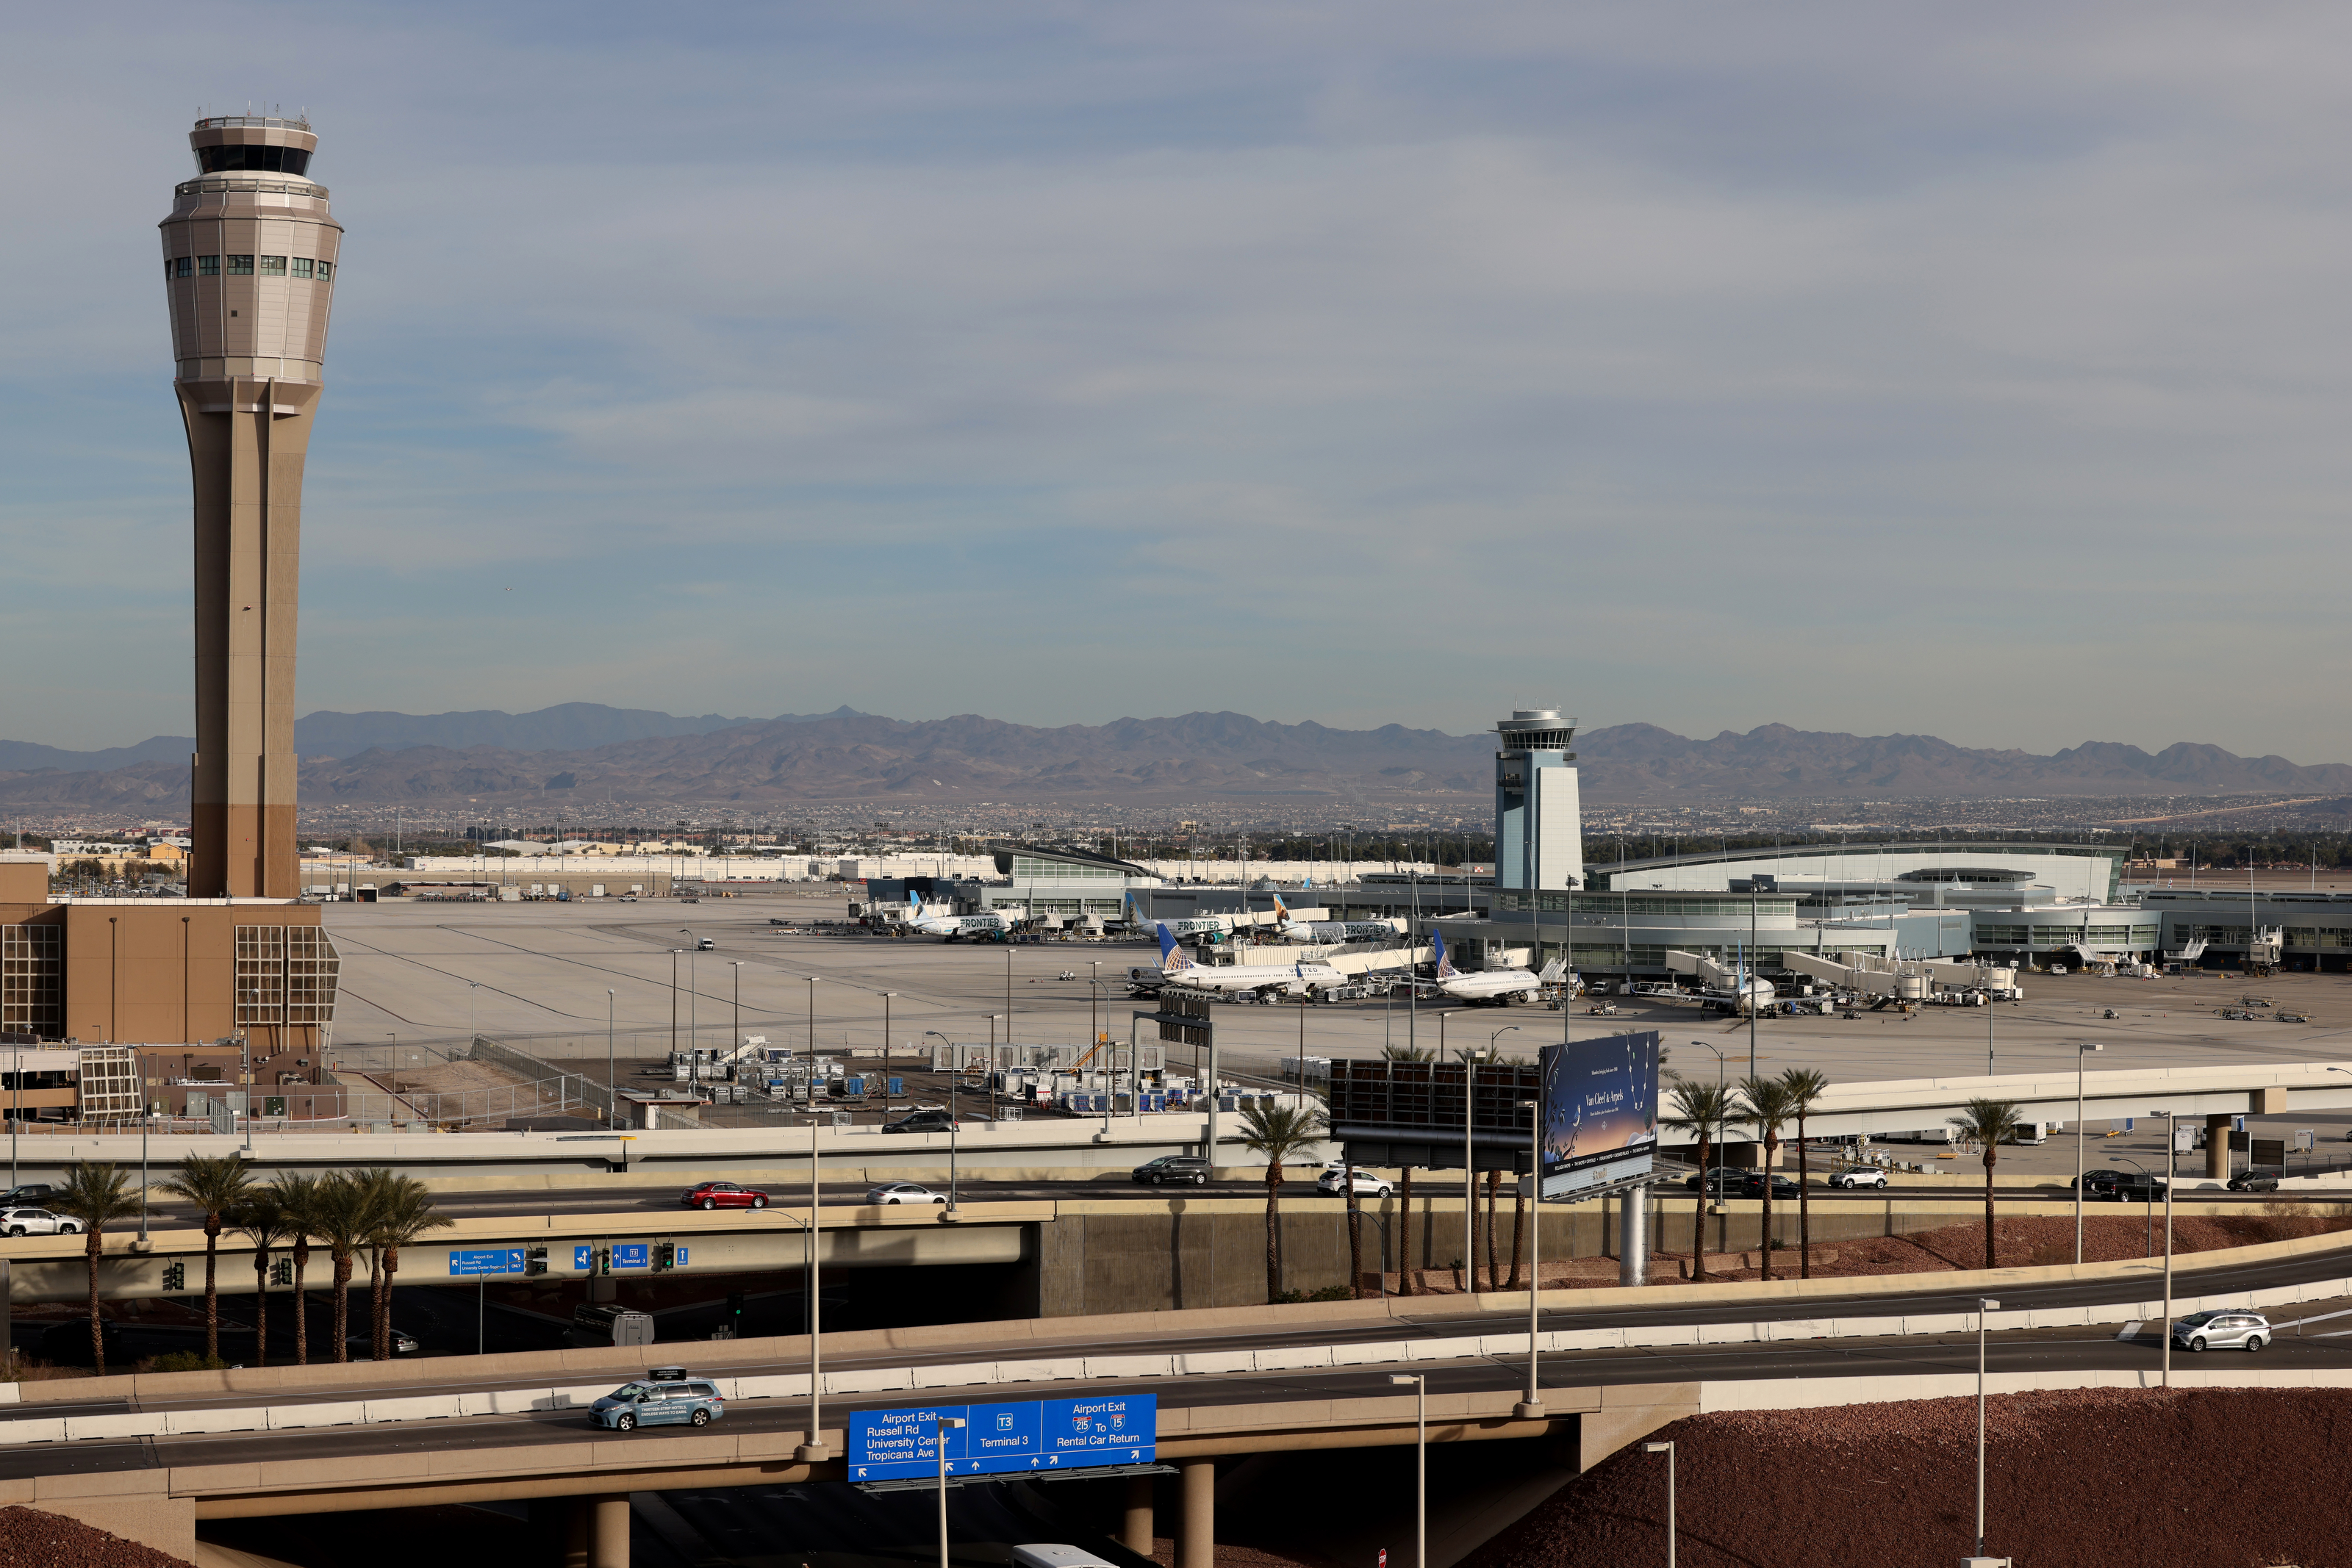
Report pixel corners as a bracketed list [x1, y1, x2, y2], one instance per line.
[726, 1291, 745, 1334]
[525, 1245, 548, 1277]
[653, 1241, 676, 1273]
[161, 1260, 186, 1292]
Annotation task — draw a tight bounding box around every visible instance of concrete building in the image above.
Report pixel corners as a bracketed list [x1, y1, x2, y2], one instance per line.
[162, 114, 343, 898]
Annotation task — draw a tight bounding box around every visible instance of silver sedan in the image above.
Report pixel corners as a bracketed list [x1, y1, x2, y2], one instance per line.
[864, 1182, 948, 1206]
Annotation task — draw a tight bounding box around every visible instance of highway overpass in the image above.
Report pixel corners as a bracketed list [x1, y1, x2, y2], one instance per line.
[7, 1229, 2352, 1564]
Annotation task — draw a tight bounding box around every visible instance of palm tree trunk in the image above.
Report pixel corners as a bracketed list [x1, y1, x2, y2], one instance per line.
[253, 1254, 269, 1368]
[1983, 1148, 1998, 1270]
[1345, 1163, 1364, 1298]
[368, 1248, 384, 1360]
[1692, 1131, 1711, 1281]
[86, 1231, 105, 1376]
[1796, 1108, 1812, 1280]
[204, 1217, 220, 1362]
[1508, 1178, 1526, 1291]
[1483, 1169, 1500, 1291]
[332, 1251, 353, 1362]
[293, 1242, 309, 1366]
[1759, 1132, 1778, 1281]
[1398, 1168, 1415, 1295]
[380, 1247, 400, 1356]
[1263, 1169, 1282, 1303]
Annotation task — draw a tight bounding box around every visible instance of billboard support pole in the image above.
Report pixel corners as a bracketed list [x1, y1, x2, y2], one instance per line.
[1618, 1182, 1648, 1287]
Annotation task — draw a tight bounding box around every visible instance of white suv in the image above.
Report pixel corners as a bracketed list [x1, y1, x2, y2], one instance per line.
[1826, 1168, 1889, 1190]
[1, 1209, 82, 1237]
[1316, 1168, 1394, 1198]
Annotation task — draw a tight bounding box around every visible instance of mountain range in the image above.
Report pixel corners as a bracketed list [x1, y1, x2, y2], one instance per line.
[4, 705, 2351, 810]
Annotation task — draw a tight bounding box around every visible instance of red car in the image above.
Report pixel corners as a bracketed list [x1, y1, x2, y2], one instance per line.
[681, 1181, 770, 1210]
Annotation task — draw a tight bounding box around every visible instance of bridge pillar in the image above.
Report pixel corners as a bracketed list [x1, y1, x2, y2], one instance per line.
[528, 1497, 591, 1567]
[1618, 1184, 1648, 1287]
[590, 1494, 629, 1568]
[1178, 1459, 1214, 1568]
[2206, 1114, 2232, 1180]
[1122, 1473, 1155, 1554]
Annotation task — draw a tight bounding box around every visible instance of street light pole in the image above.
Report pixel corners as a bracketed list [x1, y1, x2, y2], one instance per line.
[1472, 1025, 1519, 1292]
[1975, 1295, 2001, 1561]
[2074, 1042, 2101, 1264]
[1390, 1374, 1424, 1568]
[881, 993, 895, 1091]
[1643, 1442, 1676, 1568]
[798, 1110, 828, 1463]
[936, 1414, 966, 1568]
[606, 990, 617, 1129]
[669, 949, 681, 1060]
[1516, 1093, 1542, 1417]
[2154, 1108, 2176, 1388]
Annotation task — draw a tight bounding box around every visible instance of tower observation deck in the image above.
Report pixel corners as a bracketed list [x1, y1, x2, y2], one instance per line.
[159, 115, 343, 898]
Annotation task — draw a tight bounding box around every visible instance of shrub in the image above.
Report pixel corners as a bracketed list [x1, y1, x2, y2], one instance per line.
[140, 1352, 233, 1374]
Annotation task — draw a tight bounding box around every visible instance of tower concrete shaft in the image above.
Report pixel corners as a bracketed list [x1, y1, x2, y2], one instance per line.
[159, 116, 342, 898]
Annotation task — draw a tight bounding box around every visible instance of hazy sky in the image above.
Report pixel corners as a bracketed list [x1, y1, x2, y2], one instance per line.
[7, 4, 2352, 756]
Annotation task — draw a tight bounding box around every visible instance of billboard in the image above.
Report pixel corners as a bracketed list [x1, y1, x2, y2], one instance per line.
[1538, 1029, 1660, 1199]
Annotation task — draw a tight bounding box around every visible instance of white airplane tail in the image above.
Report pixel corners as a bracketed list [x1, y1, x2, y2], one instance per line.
[1156, 924, 1196, 973]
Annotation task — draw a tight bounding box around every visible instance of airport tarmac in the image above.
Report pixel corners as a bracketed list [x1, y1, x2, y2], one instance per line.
[320, 895, 2352, 1096]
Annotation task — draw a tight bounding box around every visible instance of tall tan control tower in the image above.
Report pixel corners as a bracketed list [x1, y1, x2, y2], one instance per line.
[159, 116, 343, 898]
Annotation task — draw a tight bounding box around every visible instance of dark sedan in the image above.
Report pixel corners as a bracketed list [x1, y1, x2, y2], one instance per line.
[1683, 1168, 1800, 1201]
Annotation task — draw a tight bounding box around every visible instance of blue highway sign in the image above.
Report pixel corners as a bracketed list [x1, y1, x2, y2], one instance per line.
[847, 1393, 1155, 1481]
[447, 1248, 525, 1277]
[612, 1242, 650, 1270]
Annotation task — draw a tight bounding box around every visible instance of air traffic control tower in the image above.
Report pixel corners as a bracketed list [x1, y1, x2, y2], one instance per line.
[159, 115, 343, 897]
[1494, 709, 1584, 899]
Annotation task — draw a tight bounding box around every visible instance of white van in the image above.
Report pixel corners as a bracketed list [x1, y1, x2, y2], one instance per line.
[1014, 1549, 1122, 1568]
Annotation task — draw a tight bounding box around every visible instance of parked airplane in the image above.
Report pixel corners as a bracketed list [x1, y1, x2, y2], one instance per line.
[1424, 928, 1550, 1005]
[906, 890, 1019, 941]
[1270, 893, 1407, 946]
[1152, 924, 1342, 1000]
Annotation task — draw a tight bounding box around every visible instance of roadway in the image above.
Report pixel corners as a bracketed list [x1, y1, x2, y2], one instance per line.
[7, 1242, 2349, 1485]
[119, 1174, 2338, 1226]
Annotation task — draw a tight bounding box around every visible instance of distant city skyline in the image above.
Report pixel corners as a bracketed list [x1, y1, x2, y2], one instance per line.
[5, 4, 2351, 756]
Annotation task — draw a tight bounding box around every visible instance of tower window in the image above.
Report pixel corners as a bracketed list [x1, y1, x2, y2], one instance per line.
[226, 255, 254, 276]
[197, 255, 220, 276]
[168, 257, 193, 279]
[259, 256, 287, 276]
[315, 260, 333, 281]
[290, 258, 313, 279]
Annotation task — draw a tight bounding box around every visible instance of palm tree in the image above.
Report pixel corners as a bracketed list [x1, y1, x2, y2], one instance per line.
[366, 1176, 453, 1358]
[1736, 1076, 1799, 1281]
[227, 1192, 289, 1368]
[1344, 1152, 1366, 1299]
[268, 1173, 325, 1364]
[1778, 1068, 1830, 1279]
[309, 1174, 374, 1362]
[1949, 1098, 2027, 1270]
[1507, 1157, 1527, 1291]
[1482, 1168, 1502, 1291]
[49, 1163, 140, 1375]
[1233, 1100, 1325, 1303]
[1660, 1080, 1737, 1281]
[1378, 1042, 1435, 1062]
[157, 1154, 254, 1362]
[1396, 1164, 1416, 1295]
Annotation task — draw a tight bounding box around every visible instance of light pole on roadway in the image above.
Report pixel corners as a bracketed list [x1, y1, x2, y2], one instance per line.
[936, 1414, 967, 1568]
[1974, 1295, 2001, 1561]
[1516, 1094, 1541, 1417]
[1389, 1373, 1424, 1568]
[2073, 1042, 2101, 1263]
[1643, 1442, 1676, 1568]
